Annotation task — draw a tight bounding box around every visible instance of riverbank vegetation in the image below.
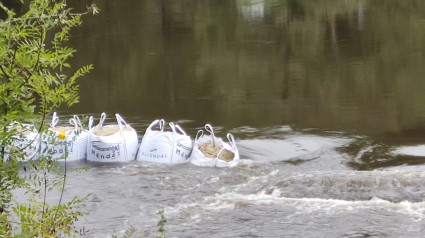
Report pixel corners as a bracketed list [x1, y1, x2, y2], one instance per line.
[0, 0, 97, 236]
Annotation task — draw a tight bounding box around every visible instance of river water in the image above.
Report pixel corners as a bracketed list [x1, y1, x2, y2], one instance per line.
[55, 0, 425, 237]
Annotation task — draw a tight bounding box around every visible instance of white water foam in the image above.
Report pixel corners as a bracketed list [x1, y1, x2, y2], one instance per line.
[169, 189, 425, 222]
[165, 168, 425, 224]
[392, 145, 425, 157]
[354, 144, 378, 162]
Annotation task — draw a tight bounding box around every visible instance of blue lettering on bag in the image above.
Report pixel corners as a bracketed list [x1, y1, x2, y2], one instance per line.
[142, 151, 167, 159]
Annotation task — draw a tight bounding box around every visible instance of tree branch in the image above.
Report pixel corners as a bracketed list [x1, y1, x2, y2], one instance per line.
[0, 6, 99, 27]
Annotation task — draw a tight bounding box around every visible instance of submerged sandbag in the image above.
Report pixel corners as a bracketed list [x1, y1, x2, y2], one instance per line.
[87, 113, 138, 162]
[3, 122, 40, 162]
[137, 119, 193, 164]
[41, 112, 88, 161]
[190, 124, 240, 167]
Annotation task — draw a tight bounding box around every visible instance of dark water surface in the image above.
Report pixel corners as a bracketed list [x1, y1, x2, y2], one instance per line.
[56, 0, 425, 237]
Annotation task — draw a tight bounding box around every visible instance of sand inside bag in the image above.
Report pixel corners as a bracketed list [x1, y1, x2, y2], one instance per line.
[10, 124, 34, 136]
[92, 126, 132, 137]
[51, 126, 75, 132]
[218, 149, 235, 162]
[199, 143, 222, 158]
[199, 143, 235, 162]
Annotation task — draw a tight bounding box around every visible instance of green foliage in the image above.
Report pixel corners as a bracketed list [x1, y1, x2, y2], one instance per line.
[0, 160, 24, 204]
[12, 195, 88, 238]
[0, 0, 98, 237]
[111, 226, 136, 238]
[0, 2, 93, 123]
[156, 209, 167, 238]
[110, 209, 167, 238]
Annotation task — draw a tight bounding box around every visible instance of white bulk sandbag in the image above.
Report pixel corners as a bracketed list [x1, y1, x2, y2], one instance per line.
[71, 115, 89, 160]
[136, 119, 193, 164]
[87, 113, 138, 162]
[41, 112, 88, 161]
[3, 122, 40, 162]
[190, 124, 240, 167]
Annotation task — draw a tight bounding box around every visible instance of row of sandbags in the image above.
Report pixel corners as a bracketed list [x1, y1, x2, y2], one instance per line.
[3, 112, 240, 167]
[138, 119, 240, 167]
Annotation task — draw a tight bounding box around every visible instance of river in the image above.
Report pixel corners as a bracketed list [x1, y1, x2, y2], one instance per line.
[57, 0, 425, 237]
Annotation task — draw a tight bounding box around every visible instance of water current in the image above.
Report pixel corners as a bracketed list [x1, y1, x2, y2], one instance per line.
[27, 0, 425, 237]
[52, 119, 425, 238]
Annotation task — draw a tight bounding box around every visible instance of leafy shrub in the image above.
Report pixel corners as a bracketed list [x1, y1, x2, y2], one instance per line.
[0, 0, 98, 236]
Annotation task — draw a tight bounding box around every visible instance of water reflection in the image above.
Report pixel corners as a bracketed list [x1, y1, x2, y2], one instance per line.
[42, 2, 425, 236]
[239, 0, 265, 19]
[66, 0, 425, 143]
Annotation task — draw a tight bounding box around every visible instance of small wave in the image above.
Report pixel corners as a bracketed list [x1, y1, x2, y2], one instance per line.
[231, 126, 260, 134]
[238, 135, 351, 163]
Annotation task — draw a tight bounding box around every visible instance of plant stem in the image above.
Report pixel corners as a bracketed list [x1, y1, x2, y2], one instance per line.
[49, 141, 67, 233]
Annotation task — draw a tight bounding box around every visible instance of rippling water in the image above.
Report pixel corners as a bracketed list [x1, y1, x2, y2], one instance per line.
[48, 122, 425, 237]
[40, 0, 425, 237]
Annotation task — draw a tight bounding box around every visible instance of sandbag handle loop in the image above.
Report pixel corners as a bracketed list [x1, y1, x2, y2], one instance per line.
[215, 147, 227, 166]
[50, 112, 59, 128]
[205, 124, 215, 147]
[169, 123, 188, 136]
[116, 113, 129, 161]
[69, 118, 79, 131]
[97, 112, 107, 128]
[147, 119, 165, 132]
[73, 115, 84, 130]
[88, 116, 94, 130]
[227, 133, 237, 149]
[159, 119, 165, 132]
[194, 130, 203, 144]
[116, 113, 129, 128]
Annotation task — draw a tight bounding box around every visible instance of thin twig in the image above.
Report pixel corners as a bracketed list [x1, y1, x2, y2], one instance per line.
[41, 95, 49, 218]
[11, 42, 17, 67]
[8, 220, 31, 225]
[49, 141, 67, 233]
[0, 64, 11, 79]
[41, 168, 47, 216]
[0, 10, 94, 26]
[32, 25, 44, 72]
[1, 89, 11, 161]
